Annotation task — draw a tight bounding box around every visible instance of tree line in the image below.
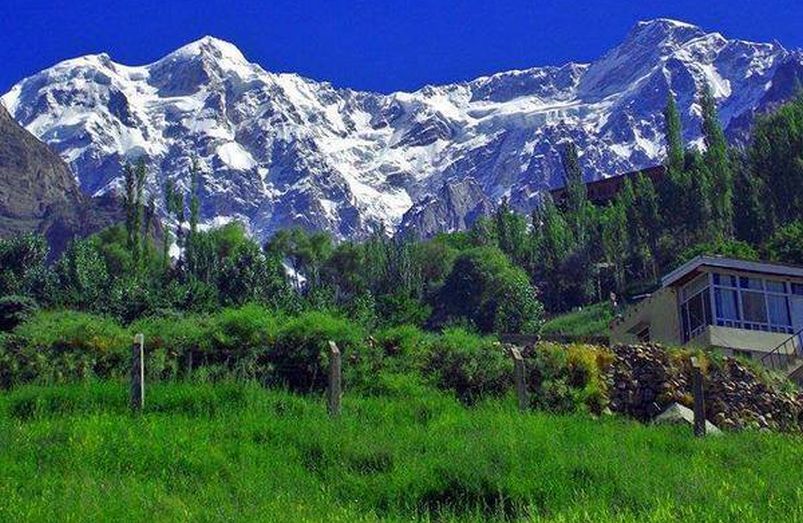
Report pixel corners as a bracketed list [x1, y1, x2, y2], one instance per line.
[1, 86, 802, 332]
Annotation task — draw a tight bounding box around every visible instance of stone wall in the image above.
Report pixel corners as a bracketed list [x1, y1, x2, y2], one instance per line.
[606, 344, 803, 432]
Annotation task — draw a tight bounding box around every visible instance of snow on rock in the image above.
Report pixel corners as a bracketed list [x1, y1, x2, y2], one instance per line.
[2, 21, 802, 241]
[217, 142, 257, 170]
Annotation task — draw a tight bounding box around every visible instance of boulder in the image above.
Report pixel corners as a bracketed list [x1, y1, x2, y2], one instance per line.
[653, 402, 722, 435]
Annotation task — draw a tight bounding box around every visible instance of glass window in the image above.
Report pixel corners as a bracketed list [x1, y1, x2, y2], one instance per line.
[715, 288, 739, 321]
[740, 277, 763, 290]
[683, 291, 712, 340]
[682, 274, 709, 301]
[766, 280, 786, 293]
[792, 283, 803, 296]
[742, 291, 768, 323]
[767, 295, 791, 327]
[714, 273, 738, 287]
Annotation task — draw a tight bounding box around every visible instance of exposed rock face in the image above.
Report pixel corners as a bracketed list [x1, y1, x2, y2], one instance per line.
[3, 19, 802, 241]
[0, 105, 120, 254]
[607, 344, 803, 432]
[398, 178, 495, 239]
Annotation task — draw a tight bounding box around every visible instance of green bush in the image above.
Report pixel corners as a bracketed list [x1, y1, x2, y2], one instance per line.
[374, 324, 434, 373]
[11, 310, 129, 384]
[437, 247, 544, 335]
[0, 295, 39, 332]
[424, 328, 512, 404]
[270, 311, 369, 391]
[130, 305, 282, 381]
[525, 343, 612, 414]
[763, 221, 803, 265]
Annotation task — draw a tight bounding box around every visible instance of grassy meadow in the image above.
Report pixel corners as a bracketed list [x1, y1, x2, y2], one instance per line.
[2, 381, 803, 522]
[541, 302, 614, 340]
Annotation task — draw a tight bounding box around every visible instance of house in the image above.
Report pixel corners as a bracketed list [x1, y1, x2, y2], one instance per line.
[610, 256, 803, 377]
[550, 165, 666, 207]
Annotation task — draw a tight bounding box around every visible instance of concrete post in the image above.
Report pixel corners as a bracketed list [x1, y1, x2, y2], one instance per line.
[691, 357, 706, 437]
[327, 341, 342, 417]
[131, 333, 145, 412]
[510, 347, 528, 412]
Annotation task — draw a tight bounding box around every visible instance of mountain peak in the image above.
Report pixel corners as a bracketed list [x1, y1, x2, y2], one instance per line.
[627, 18, 706, 46]
[161, 36, 247, 64]
[635, 18, 701, 31]
[4, 19, 802, 241]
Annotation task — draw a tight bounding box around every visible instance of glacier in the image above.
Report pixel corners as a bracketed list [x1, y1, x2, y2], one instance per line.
[2, 18, 802, 240]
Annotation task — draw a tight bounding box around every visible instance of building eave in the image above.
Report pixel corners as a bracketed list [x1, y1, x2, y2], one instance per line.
[661, 256, 803, 288]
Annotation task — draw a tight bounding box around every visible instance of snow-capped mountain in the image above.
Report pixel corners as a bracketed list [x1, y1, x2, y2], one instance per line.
[3, 19, 802, 240]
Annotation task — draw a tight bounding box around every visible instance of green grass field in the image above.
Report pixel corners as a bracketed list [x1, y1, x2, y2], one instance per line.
[541, 302, 614, 339]
[2, 381, 803, 522]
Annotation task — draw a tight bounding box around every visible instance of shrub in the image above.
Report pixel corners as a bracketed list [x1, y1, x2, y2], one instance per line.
[130, 305, 282, 381]
[270, 311, 369, 391]
[374, 324, 434, 373]
[0, 295, 39, 332]
[377, 292, 432, 328]
[12, 310, 129, 383]
[525, 342, 612, 414]
[437, 247, 544, 335]
[424, 328, 512, 404]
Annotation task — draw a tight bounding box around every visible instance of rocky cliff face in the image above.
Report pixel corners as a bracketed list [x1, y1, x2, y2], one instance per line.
[0, 105, 119, 254]
[3, 19, 802, 241]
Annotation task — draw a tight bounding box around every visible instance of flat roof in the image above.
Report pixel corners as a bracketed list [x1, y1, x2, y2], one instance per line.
[661, 256, 803, 288]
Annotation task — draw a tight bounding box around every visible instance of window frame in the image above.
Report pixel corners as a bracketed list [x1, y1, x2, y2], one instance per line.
[710, 272, 793, 335]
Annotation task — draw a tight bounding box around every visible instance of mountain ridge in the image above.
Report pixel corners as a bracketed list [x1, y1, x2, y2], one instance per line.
[3, 18, 802, 240]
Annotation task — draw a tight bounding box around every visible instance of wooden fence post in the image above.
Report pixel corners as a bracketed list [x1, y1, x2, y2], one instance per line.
[690, 357, 706, 437]
[509, 347, 528, 412]
[327, 341, 342, 417]
[131, 333, 145, 412]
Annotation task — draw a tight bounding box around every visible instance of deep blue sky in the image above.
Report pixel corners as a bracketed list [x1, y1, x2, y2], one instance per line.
[1, 0, 802, 94]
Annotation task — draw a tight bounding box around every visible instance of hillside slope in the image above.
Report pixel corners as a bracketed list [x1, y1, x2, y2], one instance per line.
[0, 105, 120, 253]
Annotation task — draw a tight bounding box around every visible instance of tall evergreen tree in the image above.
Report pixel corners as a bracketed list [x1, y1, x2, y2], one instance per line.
[600, 200, 628, 293]
[560, 141, 589, 245]
[123, 158, 147, 267]
[660, 92, 687, 233]
[732, 151, 769, 245]
[189, 161, 201, 237]
[534, 194, 576, 311]
[663, 92, 685, 174]
[634, 173, 661, 248]
[687, 152, 715, 242]
[700, 84, 734, 239]
[494, 198, 528, 265]
[749, 93, 803, 227]
[186, 160, 202, 272]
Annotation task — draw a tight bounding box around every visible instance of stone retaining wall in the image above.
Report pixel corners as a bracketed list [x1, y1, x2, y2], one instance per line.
[606, 344, 803, 432]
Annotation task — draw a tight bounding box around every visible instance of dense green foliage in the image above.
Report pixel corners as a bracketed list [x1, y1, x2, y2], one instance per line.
[2, 381, 803, 522]
[2, 86, 803, 333]
[0, 307, 603, 411]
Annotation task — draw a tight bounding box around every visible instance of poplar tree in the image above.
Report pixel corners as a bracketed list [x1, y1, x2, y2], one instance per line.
[186, 160, 202, 272]
[123, 158, 147, 267]
[561, 141, 589, 245]
[687, 152, 715, 242]
[601, 200, 628, 293]
[660, 92, 686, 232]
[634, 173, 661, 247]
[663, 92, 685, 174]
[701, 84, 734, 239]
